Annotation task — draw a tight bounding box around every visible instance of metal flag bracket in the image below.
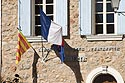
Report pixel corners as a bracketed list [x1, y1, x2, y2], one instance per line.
[39, 46, 52, 63]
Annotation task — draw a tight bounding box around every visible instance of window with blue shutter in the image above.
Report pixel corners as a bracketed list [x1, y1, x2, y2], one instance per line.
[79, 0, 116, 35]
[79, 0, 92, 35]
[18, 0, 31, 36]
[79, 0, 123, 40]
[54, 0, 68, 36]
[117, 0, 125, 34]
[18, 0, 68, 38]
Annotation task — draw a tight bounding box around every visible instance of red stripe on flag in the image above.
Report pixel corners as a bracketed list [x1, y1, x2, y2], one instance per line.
[61, 39, 64, 46]
[18, 41, 25, 54]
[16, 30, 31, 64]
[18, 33, 30, 49]
[16, 55, 21, 61]
[16, 48, 21, 55]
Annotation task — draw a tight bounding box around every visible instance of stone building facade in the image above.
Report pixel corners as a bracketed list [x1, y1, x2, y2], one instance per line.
[1, 0, 125, 83]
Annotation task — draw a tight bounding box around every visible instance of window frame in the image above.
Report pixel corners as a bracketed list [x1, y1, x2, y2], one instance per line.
[27, 0, 56, 42]
[79, 0, 123, 41]
[18, 0, 68, 42]
[94, 0, 117, 35]
[32, 0, 55, 36]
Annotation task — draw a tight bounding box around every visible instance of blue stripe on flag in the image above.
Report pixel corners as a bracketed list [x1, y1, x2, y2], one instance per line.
[51, 44, 65, 62]
[59, 46, 65, 62]
[40, 8, 51, 40]
[40, 8, 65, 62]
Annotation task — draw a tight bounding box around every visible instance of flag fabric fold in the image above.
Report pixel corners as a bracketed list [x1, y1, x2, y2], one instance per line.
[16, 30, 31, 64]
[40, 8, 62, 45]
[40, 8, 65, 62]
[51, 39, 65, 62]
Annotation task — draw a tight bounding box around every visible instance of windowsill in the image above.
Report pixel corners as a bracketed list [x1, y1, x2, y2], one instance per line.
[86, 35, 123, 41]
[26, 36, 47, 42]
[26, 35, 123, 42]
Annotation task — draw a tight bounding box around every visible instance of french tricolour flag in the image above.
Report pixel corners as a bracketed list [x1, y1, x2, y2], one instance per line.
[40, 8, 65, 62]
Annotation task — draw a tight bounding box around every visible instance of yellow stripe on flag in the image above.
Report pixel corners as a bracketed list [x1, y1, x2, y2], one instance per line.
[19, 31, 31, 48]
[16, 30, 31, 64]
[19, 40, 27, 52]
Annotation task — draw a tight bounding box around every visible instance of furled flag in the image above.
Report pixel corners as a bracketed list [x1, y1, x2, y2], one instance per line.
[16, 30, 31, 64]
[40, 8, 65, 62]
[51, 39, 65, 62]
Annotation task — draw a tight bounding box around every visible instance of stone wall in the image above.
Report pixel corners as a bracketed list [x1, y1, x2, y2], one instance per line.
[1, 0, 125, 83]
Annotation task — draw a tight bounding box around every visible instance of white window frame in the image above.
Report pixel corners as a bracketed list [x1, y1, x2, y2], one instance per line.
[27, 0, 55, 42]
[95, 0, 116, 35]
[79, 0, 125, 41]
[32, 0, 55, 36]
[18, 0, 68, 42]
[86, 0, 123, 41]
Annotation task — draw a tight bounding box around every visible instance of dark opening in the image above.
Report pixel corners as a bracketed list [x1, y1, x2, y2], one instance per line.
[93, 74, 117, 83]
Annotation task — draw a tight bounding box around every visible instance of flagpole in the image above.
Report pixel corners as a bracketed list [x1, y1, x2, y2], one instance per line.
[41, 37, 44, 57]
[38, 0, 44, 58]
[0, 1, 1, 82]
[18, 0, 21, 29]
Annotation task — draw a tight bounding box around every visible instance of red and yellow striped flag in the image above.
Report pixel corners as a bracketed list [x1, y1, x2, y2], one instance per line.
[16, 30, 31, 64]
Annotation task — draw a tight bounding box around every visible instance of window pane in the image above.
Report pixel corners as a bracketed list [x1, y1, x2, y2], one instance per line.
[96, 14, 103, 23]
[35, 26, 41, 36]
[35, 6, 43, 14]
[35, 0, 54, 36]
[46, 0, 53, 4]
[107, 3, 113, 12]
[96, 0, 103, 1]
[107, 24, 114, 34]
[96, 25, 103, 34]
[107, 14, 114, 23]
[35, 0, 43, 4]
[46, 5, 53, 14]
[96, 3, 103, 12]
[35, 16, 40, 25]
[48, 16, 53, 21]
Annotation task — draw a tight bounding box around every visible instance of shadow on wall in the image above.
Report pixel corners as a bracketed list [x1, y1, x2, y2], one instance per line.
[52, 40, 84, 83]
[32, 50, 40, 83]
[32, 40, 84, 83]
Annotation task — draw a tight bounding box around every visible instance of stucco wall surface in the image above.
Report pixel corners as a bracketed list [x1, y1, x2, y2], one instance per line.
[1, 0, 125, 83]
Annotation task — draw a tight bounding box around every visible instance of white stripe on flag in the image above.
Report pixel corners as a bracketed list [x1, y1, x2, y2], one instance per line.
[48, 21, 62, 45]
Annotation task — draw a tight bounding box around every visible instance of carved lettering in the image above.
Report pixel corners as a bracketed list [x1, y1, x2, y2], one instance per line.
[75, 46, 120, 51]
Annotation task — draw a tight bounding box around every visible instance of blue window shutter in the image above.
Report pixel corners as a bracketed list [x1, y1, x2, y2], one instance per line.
[18, 0, 31, 36]
[54, 0, 68, 36]
[117, 0, 125, 34]
[79, 0, 91, 35]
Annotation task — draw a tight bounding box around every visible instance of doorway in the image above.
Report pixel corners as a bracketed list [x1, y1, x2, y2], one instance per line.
[93, 74, 117, 83]
[86, 66, 124, 83]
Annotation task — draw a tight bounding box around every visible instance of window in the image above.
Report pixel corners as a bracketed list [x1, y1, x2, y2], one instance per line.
[18, 0, 68, 42]
[95, 0, 115, 35]
[79, 0, 125, 40]
[35, 0, 54, 36]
